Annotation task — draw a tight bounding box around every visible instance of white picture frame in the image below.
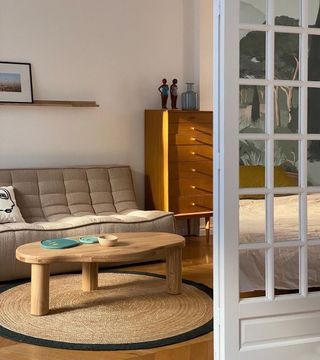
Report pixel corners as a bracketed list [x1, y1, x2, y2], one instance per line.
[0, 61, 33, 103]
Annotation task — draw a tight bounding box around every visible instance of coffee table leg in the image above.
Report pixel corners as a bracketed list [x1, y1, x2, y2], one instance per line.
[31, 264, 50, 316]
[166, 247, 182, 295]
[82, 263, 98, 292]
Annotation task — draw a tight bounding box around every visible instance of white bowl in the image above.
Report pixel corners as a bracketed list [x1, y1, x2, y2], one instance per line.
[98, 234, 118, 247]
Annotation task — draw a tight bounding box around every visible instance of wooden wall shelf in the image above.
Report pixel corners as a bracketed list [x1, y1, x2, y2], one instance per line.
[0, 100, 99, 107]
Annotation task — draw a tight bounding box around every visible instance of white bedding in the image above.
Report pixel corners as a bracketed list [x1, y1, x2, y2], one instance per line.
[239, 193, 320, 292]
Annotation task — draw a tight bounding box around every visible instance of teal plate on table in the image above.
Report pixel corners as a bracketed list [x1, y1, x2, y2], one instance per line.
[79, 236, 99, 244]
[41, 238, 80, 249]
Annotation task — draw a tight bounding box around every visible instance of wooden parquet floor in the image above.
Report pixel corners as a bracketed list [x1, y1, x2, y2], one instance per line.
[0, 236, 213, 360]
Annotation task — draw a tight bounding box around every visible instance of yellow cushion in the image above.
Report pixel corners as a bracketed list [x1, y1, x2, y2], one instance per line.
[239, 165, 298, 197]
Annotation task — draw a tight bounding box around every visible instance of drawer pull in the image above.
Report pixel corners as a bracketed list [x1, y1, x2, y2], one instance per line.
[191, 127, 195, 131]
[191, 137, 211, 145]
[191, 202, 212, 210]
[189, 152, 212, 160]
[191, 168, 196, 172]
[191, 185, 196, 189]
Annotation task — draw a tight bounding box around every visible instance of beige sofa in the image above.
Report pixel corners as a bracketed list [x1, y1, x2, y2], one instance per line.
[0, 165, 175, 281]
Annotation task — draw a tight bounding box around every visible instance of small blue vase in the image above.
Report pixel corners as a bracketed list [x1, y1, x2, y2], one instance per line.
[181, 83, 198, 110]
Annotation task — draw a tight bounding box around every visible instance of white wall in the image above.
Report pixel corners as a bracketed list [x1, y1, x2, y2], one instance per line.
[183, 0, 200, 94]
[0, 0, 202, 207]
[199, 0, 214, 110]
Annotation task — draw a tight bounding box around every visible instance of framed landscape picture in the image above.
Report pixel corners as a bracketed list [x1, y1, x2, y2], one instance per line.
[0, 62, 33, 103]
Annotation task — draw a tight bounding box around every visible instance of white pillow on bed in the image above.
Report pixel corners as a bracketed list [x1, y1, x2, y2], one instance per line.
[0, 186, 25, 223]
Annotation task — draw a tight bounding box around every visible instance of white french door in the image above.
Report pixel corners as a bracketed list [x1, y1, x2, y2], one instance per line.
[214, 0, 320, 359]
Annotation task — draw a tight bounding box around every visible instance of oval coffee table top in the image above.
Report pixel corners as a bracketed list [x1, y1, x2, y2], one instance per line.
[16, 232, 185, 264]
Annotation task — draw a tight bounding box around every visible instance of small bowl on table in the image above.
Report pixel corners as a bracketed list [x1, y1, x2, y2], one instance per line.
[98, 234, 118, 247]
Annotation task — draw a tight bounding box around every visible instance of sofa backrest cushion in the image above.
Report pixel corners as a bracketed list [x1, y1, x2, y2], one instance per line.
[0, 166, 138, 222]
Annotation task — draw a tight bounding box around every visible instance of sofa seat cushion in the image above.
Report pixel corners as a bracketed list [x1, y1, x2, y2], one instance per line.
[0, 222, 33, 232]
[0, 210, 174, 234]
[119, 209, 174, 221]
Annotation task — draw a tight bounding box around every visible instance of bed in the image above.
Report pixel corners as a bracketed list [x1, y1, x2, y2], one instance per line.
[239, 193, 320, 292]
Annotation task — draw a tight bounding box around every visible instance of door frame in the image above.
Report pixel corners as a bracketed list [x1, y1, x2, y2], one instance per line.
[214, 0, 320, 359]
[214, 0, 240, 358]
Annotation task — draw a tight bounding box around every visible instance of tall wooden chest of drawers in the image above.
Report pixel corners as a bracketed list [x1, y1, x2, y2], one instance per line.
[145, 110, 213, 238]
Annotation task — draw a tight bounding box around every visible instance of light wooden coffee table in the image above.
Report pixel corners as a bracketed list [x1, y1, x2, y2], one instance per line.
[16, 232, 185, 316]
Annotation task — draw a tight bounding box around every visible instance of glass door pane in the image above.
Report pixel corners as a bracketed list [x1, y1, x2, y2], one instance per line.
[274, 195, 300, 242]
[240, 0, 267, 25]
[274, 0, 300, 26]
[240, 85, 266, 133]
[240, 30, 266, 79]
[274, 87, 299, 133]
[239, 195, 266, 244]
[274, 140, 299, 187]
[274, 247, 300, 294]
[309, 0, 320, 28]
[274, 33, 300, 81]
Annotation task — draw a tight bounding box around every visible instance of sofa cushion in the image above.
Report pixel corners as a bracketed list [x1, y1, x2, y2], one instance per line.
[0, 166, 137, 222]
[86, 168, 117, 214]
[108, 167, 138, 212]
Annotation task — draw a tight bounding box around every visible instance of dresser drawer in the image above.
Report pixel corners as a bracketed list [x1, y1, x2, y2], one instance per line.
[169, 121, 212, 135]
[169, 161, 213, 179]
[169, 145, 213, 162]
[169, 177, 213, 197]
[169, 133, 212, 146]
[169, 112, 212, 123]
[169, 194, 213, 214]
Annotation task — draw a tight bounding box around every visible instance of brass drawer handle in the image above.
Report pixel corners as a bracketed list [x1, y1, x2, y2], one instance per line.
[191, 202, 212, 210]
[191, 185, 213, 194]
[191, 168, 196, 172]
[190, 152, 211, 160]
[190, 137, 197, 141]
[191, 127, 195, 131]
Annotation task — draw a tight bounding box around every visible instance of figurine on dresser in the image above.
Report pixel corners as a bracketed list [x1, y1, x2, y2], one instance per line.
[170, 79, 178, 109]
[158, 78, 169, 109]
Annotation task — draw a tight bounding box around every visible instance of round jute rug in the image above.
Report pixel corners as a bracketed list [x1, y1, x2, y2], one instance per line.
[0, 271, 213, 350]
